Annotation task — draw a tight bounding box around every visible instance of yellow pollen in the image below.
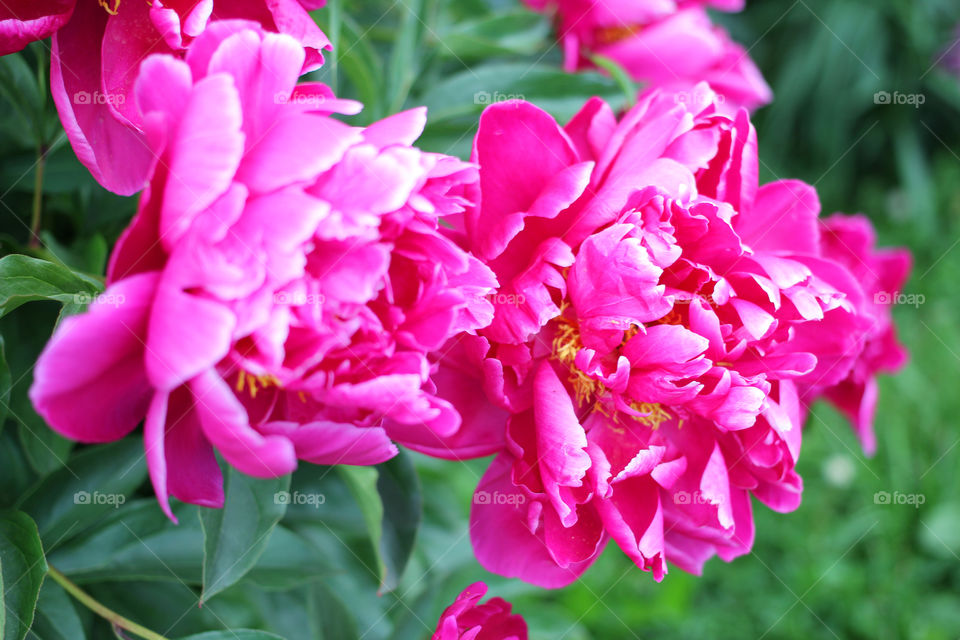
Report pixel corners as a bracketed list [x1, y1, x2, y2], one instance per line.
[235, 370, 281, 399]
[551, 303, 602, 407]
[550, 302, 674, 427]
[649, 307, 684, 327]
[98, 0, 121, 15]
[595, 24, 644, 45]
[625, 402, 673, 429]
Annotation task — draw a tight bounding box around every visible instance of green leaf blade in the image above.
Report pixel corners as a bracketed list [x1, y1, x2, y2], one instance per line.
[0, 511, 47, 640]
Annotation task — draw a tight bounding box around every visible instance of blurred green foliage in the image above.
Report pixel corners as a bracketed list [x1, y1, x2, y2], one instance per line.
[1, 0, 959, 638]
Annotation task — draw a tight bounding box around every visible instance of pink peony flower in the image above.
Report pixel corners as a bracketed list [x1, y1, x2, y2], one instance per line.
[30, 23, 495, 519]
[432, 583, 527, 640]
[436, 86, 886, 587]
[523, 0, 771, 113]
[0, 0, 330, 196]
[799, 214, 911, 455]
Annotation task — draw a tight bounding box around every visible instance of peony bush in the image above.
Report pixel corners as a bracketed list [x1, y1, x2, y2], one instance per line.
[0, 0, 929, 639]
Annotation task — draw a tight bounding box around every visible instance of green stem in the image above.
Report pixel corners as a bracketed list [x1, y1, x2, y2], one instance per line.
[28, 145, 46, 248]
[46, 565, 171, 640]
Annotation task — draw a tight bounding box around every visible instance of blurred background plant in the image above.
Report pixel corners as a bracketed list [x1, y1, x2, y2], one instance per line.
[1, 0, 958, 638]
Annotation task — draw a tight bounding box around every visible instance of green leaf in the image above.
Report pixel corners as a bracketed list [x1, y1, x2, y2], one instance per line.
[436, 11, 551, 61]
[49, 496, 330, 591]
[15, 425, 73, 480]
[46, 500, 204, 585]
[176, 631, 286, 640]
[0, 306, 74, 476]
[84, 581, 213, 638]
[375, 451, 422, 592]
[246, 526, 336, 590]
[0, 255, 101, 319]
[0, 149, 93, 197]
[387, 0, 426, 113]
[589, 54, 638, 108]
[25, 581, 84, 640]
[0, 53, 43, 148]
[416, 62, 626, 157]
[18, 437, 148, 545]
[338, 466, 383, 572]
[0, 511, 47, 640]
[332, 15, 385, 122]
[418, 62, 625, 124]
[0, 431, 34, 508]
[200, 468, 290, 602]
[0, 335, 10, 429]
[312, 582, 359, 640]
[339, 450, 422, 592]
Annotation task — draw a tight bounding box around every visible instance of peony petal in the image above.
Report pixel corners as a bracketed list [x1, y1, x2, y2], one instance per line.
[29, 272, 158, 442]
[190, 369, 298, 477]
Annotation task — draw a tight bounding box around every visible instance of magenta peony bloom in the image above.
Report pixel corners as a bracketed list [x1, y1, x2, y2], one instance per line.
[30, 23, 495, 519]
[436, 86, 891, 587]
[799, 214, 911, 455]
[0, 0, 330, 196]
[432, 583, 527, 640]
[523, 0, 771, 113]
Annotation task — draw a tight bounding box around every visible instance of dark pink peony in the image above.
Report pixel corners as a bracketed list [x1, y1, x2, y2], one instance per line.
[435, 86, 896, 587]
[799, 214, 911, 454]
[522, 0, 771, 113]
[432, 583, 527, 640]
[30, 24, 494, 519]
[0, 0, 330, 195]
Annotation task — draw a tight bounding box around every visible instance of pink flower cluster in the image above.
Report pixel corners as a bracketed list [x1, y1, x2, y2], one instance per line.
[434, 86, 908, 587]
[6, 0, 910, 600]
[30, 22, 495, 519]
[432, 583, 528, 640]
[1, 0, 330, 195]
[522, 0, 771, 113]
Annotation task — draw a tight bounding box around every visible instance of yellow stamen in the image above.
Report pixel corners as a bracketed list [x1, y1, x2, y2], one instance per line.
[98, 0, 121, 15]
[550, 302, 676, 428]
[649, 306, 684, 327]
[234, 370, 281, 399]
[595, 24, 643, 46]
[551, 302, 602, 407]
[626, 402, 673, 429]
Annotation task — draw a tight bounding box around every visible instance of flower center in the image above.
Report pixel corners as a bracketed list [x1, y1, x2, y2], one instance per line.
[551, 306, 602, 407]
[550, 302, 672, 427]
[235, 370, 281, 399]
[625, 401, 674, 429]
[98, 0, 121, 15]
